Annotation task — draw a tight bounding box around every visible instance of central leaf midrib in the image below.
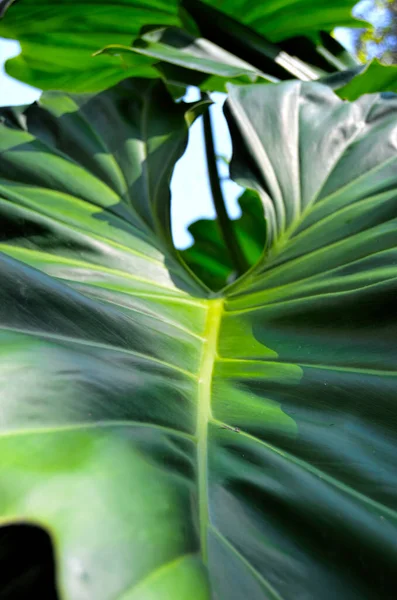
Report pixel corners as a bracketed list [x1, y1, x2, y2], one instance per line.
[196, 297, 224, 564]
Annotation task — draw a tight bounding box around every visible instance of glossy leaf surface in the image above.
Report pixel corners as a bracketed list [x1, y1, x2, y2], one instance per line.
[0, 79, 210, 599]
[1, 80, 397, 599]
[0, 0, 363, 92]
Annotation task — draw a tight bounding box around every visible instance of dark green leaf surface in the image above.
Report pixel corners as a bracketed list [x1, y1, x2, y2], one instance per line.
[1, 80, 397, 598]
[0, 79, 210, 598]
[181, 191, 267, 290]
[0, 0, 364, 92]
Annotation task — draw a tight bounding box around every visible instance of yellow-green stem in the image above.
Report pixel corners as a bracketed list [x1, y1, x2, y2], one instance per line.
[196, 298, 223, 563]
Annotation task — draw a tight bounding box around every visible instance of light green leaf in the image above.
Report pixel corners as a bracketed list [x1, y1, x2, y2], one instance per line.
[0, 0, 183, 92]
[197, 0, 366, 42]
[0, 0, 364, 92]
[335, 58, 397, 100]
[1, 79, 397, 598]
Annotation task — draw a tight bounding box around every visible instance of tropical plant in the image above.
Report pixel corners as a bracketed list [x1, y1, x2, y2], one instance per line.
[1, 1, 397, 599]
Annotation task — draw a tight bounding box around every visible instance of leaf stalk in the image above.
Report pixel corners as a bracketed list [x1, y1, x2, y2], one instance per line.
[201, 100, 248, 277]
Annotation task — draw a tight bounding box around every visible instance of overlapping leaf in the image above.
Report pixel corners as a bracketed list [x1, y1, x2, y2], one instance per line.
[98, 15, 341, 92]
[183, 0, 360, 77]
[97, 27, 271, 94]
[0, 0, 364, 92]
[0, 79, 397, 599]
[0, 0, 182, 91]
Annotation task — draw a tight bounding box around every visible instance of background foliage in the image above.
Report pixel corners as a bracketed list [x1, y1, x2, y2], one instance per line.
[355, 0, 397, 62]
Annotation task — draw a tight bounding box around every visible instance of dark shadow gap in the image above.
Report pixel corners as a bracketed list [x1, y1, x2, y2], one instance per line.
[0, 524, 58, 599]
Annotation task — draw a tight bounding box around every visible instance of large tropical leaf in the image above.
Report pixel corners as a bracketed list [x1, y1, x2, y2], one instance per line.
[0, 0, 364, 92]
[1, 78, 397, 599]
[0, 79, 211, 598]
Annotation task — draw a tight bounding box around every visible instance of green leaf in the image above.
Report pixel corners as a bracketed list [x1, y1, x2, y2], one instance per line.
[335, 58, 397, 100]
[181, 190, 267, 290]
[183, 0, 360, 80]
[97, 27, 272, 93]
[0, 0, 365, 92]
[1, 79, 397, 598]
[198, 0, 366, 42]
[0, 78, 211, 598]
[0, 0, 183, 92]
[98, 13, 362, 92]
